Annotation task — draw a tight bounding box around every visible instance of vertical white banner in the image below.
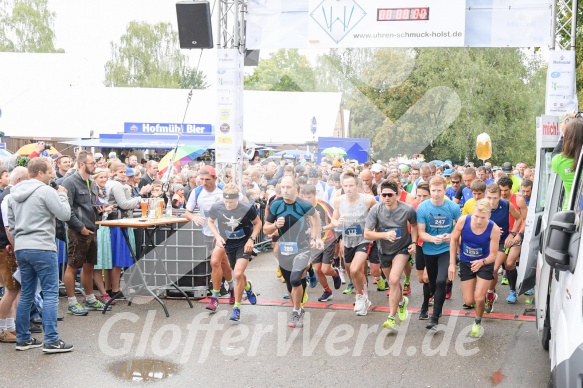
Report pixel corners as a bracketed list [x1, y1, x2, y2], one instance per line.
[216, 49, 244, 163]
[545, 50, 578, 116]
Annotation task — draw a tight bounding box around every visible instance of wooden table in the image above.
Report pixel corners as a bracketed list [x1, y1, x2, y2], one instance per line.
[96, 217, 194, 317]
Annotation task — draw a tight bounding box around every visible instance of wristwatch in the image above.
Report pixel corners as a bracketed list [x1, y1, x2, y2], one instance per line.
[482, 259, 488, 266]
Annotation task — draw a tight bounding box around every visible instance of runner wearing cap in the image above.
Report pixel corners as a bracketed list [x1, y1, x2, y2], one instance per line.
[501, 162, 522, 193]
[371, 164, 385, 186]
[185, 165, 242, 312]
[207, 184, 261, 321]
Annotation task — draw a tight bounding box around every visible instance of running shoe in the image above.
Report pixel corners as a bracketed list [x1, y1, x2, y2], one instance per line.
[484, 292, 498, 314]
[318, 290, 333, 302]
[398, 296, 409, 321]
[501, 276, 509, 285]
[205, 296, 219, 312]
[283, 293, 290, 300]
[229, 287, 235, 305]
[418, 307, 429, 320]
[97, 293, 116, 306]
[426, 318, 438, 330]
[276, 267, 282, 278]
[288, 310, 303, 328]
[356, 297, 371, 316]
[372, 277, 378, 284]
[310, 274, 318, 288]
[376, 277, 387, 291]
[470, 322, 483, 338]
[43, 339, 74, 353]
[383, 315, 397, 331]
[338, 268, 346, 284]
[525, 288, 534, 296]
[428, 296, 434, 306]
[85, 299, 112, 311]
[445, 282, 453, 300]
[498, 267, 504, 275]
[67, 303, 88, 316]
[506, 290, 517, 304]
[229, 307, 241, 321]
[245, 281, 257, 305]
[462, 303, 476, 309]
[307, 273, 318, 289]
[301, 289, 308, 308]
[343, 283, 354, 295]
[15, 337, 43, 351]
[0, 287, 4, 299]
[332, 269, 342, 290]
[354, 294, 364, 313]
[402, 282, 411, 295]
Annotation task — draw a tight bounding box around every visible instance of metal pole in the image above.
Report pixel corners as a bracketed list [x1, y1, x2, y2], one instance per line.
[551, 0, 558, 49]
[571, 0, 578, 50]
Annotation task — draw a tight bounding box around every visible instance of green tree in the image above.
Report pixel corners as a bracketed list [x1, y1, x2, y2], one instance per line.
[104, 21, 207, 89]
[318, 47, 544, 165]
[0, 0, 63, 52]
[244, 49, 316, 91]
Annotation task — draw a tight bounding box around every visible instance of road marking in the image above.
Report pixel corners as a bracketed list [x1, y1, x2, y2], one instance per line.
[199, 298, 535, 322]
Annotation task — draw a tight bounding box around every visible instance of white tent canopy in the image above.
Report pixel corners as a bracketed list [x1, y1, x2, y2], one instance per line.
[0, 53, 342, 144]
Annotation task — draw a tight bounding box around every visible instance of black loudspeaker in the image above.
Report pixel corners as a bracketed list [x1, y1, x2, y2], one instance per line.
[176, 1, 214, 49]
[244, 49, 260, 66]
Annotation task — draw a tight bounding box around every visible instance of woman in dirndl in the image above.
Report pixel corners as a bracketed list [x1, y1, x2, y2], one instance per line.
[92, 167, 117, 304]
[106, 162, 140, 297]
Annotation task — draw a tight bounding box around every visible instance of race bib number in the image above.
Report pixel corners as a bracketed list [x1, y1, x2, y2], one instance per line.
[380, 227, 402, 239]
[225, 228, 245, 240]
[429, 215, 451, 229]
[279, 242, 299, 256]
[462, 243, 483, 258]
[344, 224, 363, 237]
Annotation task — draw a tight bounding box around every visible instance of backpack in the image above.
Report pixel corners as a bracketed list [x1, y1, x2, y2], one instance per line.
[193, 183, 224, 208]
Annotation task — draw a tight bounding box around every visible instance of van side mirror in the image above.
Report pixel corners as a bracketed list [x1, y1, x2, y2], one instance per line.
[544, 211, 576, 271]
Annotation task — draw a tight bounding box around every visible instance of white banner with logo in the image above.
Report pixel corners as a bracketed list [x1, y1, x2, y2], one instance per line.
[246, 0, 551, 49]
[215, 49, 244, 163]
[307, 0, 465, 48]
[545, 50, 578, 116]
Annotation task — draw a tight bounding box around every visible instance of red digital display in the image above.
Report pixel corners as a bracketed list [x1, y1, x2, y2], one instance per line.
[377, 8, 429, 21]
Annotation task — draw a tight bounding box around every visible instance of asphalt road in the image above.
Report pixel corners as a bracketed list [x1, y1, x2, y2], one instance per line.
[1, 252, 550, 387]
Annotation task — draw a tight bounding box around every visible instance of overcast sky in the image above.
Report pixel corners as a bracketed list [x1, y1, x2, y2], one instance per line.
[48, 0, 222, 86]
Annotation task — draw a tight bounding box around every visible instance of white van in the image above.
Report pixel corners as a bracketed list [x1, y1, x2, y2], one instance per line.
[517, 116, 583, 387]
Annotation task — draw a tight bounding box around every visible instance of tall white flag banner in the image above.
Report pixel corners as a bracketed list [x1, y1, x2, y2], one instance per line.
[545, 50, 578, 116]
[215, 49, 244, 163]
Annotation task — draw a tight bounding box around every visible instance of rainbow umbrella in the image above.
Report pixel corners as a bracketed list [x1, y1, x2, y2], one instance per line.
[158, 145, 206, 176]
